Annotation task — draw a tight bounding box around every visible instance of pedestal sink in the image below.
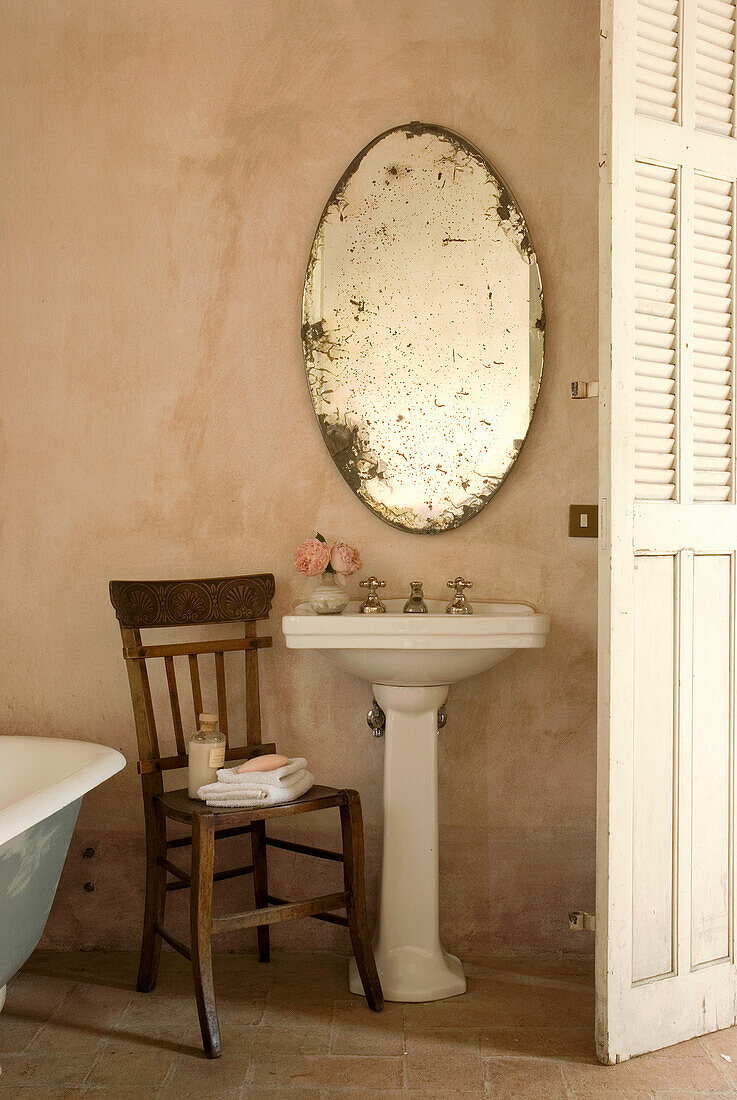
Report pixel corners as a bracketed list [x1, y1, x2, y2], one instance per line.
[282, 597, 549, 1002]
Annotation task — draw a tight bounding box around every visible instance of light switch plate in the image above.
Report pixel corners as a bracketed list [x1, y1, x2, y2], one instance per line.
[569, 505, 598, 538]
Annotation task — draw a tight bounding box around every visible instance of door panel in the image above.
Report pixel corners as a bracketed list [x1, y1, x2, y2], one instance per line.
[691, 554, 732, 967]
[632, 555, 677, 983]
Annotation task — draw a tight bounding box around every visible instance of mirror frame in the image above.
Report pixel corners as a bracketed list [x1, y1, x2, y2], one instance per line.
[301, 121, 545, 533]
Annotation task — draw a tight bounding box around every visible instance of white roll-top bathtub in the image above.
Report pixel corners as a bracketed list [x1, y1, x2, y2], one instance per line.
[0, 735, 125, 997]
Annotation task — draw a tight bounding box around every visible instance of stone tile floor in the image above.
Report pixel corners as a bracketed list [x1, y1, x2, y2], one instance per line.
[2, 949, 737, 1096]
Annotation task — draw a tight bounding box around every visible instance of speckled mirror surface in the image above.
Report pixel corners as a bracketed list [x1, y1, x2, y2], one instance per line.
[302, 122, 544, 533]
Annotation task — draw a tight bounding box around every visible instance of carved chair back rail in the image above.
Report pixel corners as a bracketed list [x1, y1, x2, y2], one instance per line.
[109, 573, 382, 1059]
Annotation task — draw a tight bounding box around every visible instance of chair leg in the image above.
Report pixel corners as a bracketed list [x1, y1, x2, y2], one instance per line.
[137, 803, 167, 993]
[250, 820, 270, 962]
[190, 815, 221, 1058]
[339, 790, 384, 1012]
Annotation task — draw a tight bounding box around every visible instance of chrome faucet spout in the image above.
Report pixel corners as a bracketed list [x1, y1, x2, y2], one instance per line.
[403, 581, 428, 613]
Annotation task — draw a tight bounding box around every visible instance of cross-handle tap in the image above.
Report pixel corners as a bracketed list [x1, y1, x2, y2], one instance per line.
[446, 576, 473, 615]
[403, 580, 428, 613]
[359, 576, 387, 614]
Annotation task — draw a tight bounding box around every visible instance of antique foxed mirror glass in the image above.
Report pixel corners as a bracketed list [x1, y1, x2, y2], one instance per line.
[302, 122, 544, 533]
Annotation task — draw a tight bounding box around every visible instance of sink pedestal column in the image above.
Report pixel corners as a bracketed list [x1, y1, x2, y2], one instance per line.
[349, 683, 466, 1002]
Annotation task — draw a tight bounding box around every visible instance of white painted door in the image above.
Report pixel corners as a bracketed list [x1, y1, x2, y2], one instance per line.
[598, 0, 737, 1063]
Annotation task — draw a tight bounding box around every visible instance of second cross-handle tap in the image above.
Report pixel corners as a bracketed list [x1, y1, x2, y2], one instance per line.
[446, 577, 473, 615]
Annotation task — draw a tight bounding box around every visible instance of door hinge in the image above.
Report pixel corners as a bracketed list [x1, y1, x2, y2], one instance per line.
[568, 911, 596, 931]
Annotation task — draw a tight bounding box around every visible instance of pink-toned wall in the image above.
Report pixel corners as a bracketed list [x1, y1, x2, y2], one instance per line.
[1, 0, 598, 955]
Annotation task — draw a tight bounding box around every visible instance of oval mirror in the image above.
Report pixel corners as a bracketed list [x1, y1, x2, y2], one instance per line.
[302, 122, 544, 533]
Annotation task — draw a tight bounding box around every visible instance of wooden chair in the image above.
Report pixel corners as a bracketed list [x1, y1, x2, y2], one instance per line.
[109, 573, 383, 1058]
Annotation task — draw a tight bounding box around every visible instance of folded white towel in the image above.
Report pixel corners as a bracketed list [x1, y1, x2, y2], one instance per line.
[216, 758, 309, 788]
[197, 759, 314, 808]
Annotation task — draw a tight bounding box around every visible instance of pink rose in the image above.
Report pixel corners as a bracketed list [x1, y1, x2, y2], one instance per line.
[294, 538, 330, 577]
[330, 541, 362, 576]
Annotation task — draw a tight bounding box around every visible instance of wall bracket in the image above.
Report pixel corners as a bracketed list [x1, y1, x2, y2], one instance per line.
[571, 381, 599, 399]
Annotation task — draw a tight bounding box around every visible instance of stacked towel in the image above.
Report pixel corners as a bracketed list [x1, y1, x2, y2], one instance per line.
[197, 757, 314, 808]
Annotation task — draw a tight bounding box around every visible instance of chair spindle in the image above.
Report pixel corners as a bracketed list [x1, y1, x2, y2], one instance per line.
[244, 621, 262, 744]
[214, 650, 229, 746]
[188, 653, 204, 725]
[164, 656, 186, 755]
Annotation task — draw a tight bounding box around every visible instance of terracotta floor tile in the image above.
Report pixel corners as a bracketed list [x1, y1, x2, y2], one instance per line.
[330, 1001, 405, 1055]
[4, 973, 75, 1022]
[466, 952, 594, 982]
[266, 977, 336, 1004]
[479, 1025, 596, 1062]
[469, 974, 594, 1027]
[159, 1049, 250, 1097]
[320, 1093, 458, 1100]
[701, 1031, 737, 1055]
[404, 1027, 484, 1093]
[569, 1091, 654, 1099]
[2, 1089, 87, 1099]
[215, 964, 272, 993]
[84, 1037, 177, 1089]
[241, 1088, 321, 1099]
[0, 1051, 90, 1089]
[81, 1089, 162, 1098]
[652, 1093, 734, 1099]
[562, 1037, 731, 1094]
[117, 991, 199, 1031]
[0, 1014, 43, 1053]
[700, 1025, 737, 1069]
[248, 1053, 405, 1090]
[403, 982, 548, 1030]
[485, 1056, 570, 1098]
[46, 982, 134, 1031]
[214, 1003, 269, 1032]
[189, 1022, 331, 1056]
[707, 1060, 737, 1092]
[260, 997, 336, 1030]
[25, 1019, 107, 1057]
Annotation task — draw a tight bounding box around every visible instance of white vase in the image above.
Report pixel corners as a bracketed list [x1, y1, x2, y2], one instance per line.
[309, 571, 349, 615]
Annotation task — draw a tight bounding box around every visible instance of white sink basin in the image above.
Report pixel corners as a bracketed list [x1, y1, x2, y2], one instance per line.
[282, 598, 549, 686]
[282, 594, 549, 1003]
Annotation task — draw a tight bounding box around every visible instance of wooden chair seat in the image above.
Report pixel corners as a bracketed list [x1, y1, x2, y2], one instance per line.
[110, 573, 383, 1059]
[156, 784, 346, 823]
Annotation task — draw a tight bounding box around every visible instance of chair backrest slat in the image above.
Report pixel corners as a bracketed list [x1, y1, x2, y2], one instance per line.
[244, 620, 262, 745]
[214, 650, 229, 747]
[110, 574, 276, 774]
[188, 653, 204, 727]
[164, 656, 186, 755]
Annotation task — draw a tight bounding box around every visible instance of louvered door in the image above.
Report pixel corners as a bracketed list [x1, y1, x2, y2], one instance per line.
[599, 0, 737, 1064]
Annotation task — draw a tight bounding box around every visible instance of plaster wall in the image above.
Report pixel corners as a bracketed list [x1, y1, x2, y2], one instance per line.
[0, 0, 599, 954]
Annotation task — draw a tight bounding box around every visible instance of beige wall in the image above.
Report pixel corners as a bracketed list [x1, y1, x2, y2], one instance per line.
[1, 0, 598, 954]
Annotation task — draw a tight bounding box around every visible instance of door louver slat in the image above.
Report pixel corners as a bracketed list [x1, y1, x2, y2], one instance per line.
[696, 0, 736, 135]
[635, 162, 679, 499]
[693, 172, 734, 501]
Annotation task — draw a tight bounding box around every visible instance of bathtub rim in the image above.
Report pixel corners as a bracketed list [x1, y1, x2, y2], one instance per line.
[0, 736, 125, 847]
